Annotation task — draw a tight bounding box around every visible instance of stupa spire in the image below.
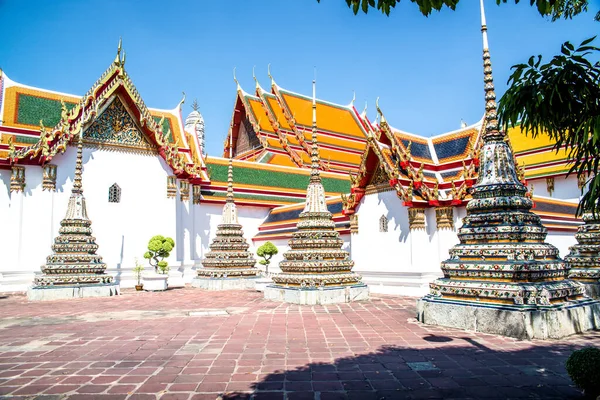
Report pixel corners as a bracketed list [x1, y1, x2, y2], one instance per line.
[480, 0, 503, 142]
[226, 124, 234, 204]
[72, 103, 85, 193]
[310, 77, 321, 183]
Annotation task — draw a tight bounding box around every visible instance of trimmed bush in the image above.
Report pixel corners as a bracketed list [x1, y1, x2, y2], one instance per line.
[143, 235, 175, 274]
[565, 347, 600, 398]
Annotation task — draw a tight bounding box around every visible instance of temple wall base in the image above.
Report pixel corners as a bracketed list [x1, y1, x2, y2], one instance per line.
[264, 284, 369, 305]
[27, 283, 120, 302]
[416, 296, 600, 340]
[191, 277, 257, 291]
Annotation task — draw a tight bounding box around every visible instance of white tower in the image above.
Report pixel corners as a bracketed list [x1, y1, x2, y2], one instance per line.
[185, 99, 205, 155]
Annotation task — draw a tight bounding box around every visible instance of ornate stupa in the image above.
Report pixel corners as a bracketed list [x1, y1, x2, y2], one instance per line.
[566, 212, 600, 297]
[264, 79, 368, 305]
[192, 124, 258, 290]
[28, 105, 119, 301]
[417, 0, 598, 339]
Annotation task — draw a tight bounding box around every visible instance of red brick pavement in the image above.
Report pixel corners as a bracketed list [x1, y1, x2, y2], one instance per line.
[0, 287, 597, 399]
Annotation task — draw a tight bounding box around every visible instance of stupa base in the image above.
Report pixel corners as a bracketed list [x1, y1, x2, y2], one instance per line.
[416, 296, 600, 340]
[578, 282, 600, 299]
[264, 284, 369, 305]
[27, 282, 120, 302]
[191, 276, 258, 291]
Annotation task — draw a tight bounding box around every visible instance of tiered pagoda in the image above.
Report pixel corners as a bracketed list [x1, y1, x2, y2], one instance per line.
[264, 81, 368, 305]
[566, 211, 600, 298]
[192, 129, 259, 290]
[28, 105, 119, 301]
[416, 0, 598, 339]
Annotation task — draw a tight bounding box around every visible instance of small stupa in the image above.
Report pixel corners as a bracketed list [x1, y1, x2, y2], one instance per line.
[416, 0, 598, 339]
[566, 211, 600, 298]
[28, 104, 119, 301]
[264, 78, 368, 305]
[192, 124, 259, 290]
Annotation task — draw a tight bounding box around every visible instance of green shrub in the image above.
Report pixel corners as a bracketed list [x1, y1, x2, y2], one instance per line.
[565, 347, 600, 397]
[143, 235, 175, 274]
[257, 241, 278, 275]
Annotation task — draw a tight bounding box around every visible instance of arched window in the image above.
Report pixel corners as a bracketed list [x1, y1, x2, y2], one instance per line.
[379, 215, 388, 232]
[108, 183, 121, 203]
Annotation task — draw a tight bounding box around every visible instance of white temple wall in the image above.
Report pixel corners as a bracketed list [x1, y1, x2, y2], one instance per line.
[193, 203, 270, 272]
[350, 190, 441, 296]
[527, 175, 580, 201]
[0, 146, 180, 291]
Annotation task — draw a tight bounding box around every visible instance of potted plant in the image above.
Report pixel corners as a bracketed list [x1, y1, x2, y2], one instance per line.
[133, 258, 144, 291]
[142, 235, 175, 291]
[566, 347, 600, 399]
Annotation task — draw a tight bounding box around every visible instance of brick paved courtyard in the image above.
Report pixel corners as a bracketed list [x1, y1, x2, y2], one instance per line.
[0, 288, 598, 399]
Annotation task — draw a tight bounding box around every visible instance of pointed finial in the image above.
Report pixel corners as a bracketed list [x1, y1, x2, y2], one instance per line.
[350, 91, 356, 106]
[177, 92, 186, 109]
[310, 75, 321, 183]
[192, 99, 199, 112]
[362, 101, 368, 116]
[480, 0, 489, 50]
[121, 50, 126, 66]
[114, 37, 123, 66]
[460, 118, 467, 128]
[268, 63, 275, 87]
[479, 0, 502, 141]
[233, 67, 240, 89]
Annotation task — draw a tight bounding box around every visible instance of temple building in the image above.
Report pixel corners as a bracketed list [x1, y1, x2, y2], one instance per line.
[0, 33, 588, 299]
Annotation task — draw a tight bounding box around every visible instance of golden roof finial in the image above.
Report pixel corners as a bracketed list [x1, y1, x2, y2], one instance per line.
[121, 50, 126, 67]
[178, 92, 186, 109]
[361, 101, 368, 116]
[350, 91, 356, 107]
[268, 63, 275, 87]
[114, 37, 122, 65]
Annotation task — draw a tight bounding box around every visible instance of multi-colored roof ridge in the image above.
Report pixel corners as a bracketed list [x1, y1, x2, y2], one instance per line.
[0, 40, 208, 182]
[225, 67, 370, 174]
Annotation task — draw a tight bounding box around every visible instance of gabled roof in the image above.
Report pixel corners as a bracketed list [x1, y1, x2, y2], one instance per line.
[0, 46, 209, 182]
[224, 72, 370, 175]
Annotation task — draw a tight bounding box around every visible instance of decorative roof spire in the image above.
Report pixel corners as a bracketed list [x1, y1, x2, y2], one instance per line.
[309, 75, 321, 184]
[233, 67, 241, 92]
[480, 0, 503, 142]
[192, 99, 199, 112]
[268, 63, 276, 88]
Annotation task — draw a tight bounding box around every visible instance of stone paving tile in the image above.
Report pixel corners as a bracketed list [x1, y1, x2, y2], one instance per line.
[0, 287, 598, 399]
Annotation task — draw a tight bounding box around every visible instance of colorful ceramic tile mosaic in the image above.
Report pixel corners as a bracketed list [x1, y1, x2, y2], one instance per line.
[271, 85, 362, 288]
[425, 14, 584, 307]
[33, 120, 113, 287]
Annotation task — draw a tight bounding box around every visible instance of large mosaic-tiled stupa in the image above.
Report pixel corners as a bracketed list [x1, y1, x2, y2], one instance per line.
[264, 81, 368, 305]
[416, 0, 599, 339]
[192, 136, 258, 290]
[28, 106, 119, 301]
[566, 212, 600, 298]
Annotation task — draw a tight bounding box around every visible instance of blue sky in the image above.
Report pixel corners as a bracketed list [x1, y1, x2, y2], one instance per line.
[0, 0, 598, 156]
